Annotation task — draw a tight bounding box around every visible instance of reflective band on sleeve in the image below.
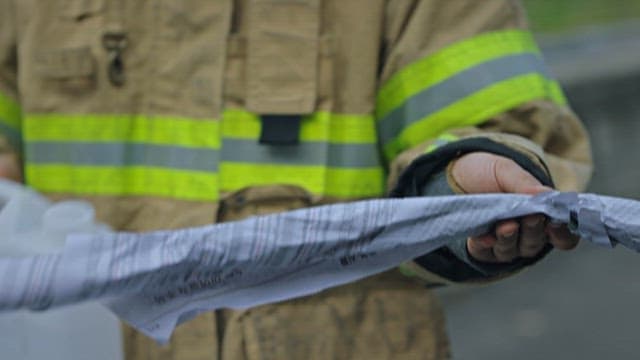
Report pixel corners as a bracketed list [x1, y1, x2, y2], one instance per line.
[383, 73, 562, 159]
[377, 30, 541, 119]
[0, 92, 23, 148]
[424, 133, 459, 154]
[377, 30, 567, 160]
[378, 53, 555, 146]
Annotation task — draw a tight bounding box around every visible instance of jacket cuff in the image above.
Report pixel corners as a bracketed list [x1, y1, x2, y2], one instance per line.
[392, 137, 554, 282]
[391, 137, 554, 197]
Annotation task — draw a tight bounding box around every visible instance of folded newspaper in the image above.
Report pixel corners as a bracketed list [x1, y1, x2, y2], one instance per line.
[1, 191, 639, 343]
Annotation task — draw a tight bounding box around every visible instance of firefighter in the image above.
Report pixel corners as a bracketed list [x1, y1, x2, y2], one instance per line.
[0, 0, 591, 358]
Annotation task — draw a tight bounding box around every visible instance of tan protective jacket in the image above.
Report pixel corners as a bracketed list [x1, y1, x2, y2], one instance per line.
[0, 0, 592, 359]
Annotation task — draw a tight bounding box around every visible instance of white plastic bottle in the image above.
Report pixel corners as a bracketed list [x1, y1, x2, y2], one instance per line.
[0, 179, 123, 360]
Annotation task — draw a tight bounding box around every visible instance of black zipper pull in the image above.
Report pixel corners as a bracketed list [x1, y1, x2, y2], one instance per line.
[102, 32, 128, 87]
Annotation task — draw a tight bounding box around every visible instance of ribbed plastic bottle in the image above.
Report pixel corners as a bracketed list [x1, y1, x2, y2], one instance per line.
[0, 179, 123, 360]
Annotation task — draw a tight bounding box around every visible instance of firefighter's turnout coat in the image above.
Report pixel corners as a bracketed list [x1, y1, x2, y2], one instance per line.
[0, 0, 592, 359]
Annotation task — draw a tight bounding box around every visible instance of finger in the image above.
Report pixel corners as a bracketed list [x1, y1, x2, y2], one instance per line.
[451, 153, 503, 193]
[451, 152, 552, 195]
[519, 214, 547, 258]
[467, 235, 498, 263]
[493, 157, 550, 195]
[493, 220, 519, 262]
[546, 222, 580, 250]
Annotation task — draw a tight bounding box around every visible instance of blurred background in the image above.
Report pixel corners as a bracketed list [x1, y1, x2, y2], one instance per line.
[440, 1, 640, 358]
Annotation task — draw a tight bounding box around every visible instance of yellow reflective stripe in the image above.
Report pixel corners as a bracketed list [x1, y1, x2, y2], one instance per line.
[377, 30, 540, 119]
[0, 92, 21, 130]
[424, 133, 459, 154]
[398, 263, 417, 278]
[548, 81, 568, 105]
[324, 168, 385, 198]
[219, 109, 258, 138]
[24, 111, 384, 200]
[222, 109, 377, 144]
[26, 164, 218, 201]
[220, 163, 384, 198]
[378, 52, 563, 152]
[221, 110, 383, 198]
[24, 114, 220, 149]
[384, 73, 560, 159]
[24, 111, 376, 147]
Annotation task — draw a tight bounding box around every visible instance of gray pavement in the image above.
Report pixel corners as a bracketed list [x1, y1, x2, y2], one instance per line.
[441, 243, 640, 359]
[440, 25, 640, 359]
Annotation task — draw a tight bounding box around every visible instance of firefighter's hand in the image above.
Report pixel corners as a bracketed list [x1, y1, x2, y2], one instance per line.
[451, 152, 579, 263]
[0, 152, 22, 182]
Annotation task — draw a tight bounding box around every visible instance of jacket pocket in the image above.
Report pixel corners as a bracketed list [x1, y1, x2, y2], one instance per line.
[19, 0, 107, 112]
[33, 46, 97, 94]
[58, 0, 105, 21]
[245, 0, 321, 115]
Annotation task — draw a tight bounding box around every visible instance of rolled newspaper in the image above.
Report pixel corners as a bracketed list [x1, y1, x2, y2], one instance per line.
[0, 189, 638, 343]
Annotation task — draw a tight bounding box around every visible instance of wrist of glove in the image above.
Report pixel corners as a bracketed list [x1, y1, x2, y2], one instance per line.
[416, 168, 548, 281]
[392, 138, 558, 282]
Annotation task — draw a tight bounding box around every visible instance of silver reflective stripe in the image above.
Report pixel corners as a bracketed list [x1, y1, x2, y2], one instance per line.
[26, 139, 382, 170]
[0, 122, 21, 148]
[377, 53, 552, 146]
[221, 139, 381, 168]
[26, 142, 219, 172]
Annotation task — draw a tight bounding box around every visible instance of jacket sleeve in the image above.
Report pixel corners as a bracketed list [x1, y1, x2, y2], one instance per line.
[0, 0, 22, 157]
[378, 0, 593, 285]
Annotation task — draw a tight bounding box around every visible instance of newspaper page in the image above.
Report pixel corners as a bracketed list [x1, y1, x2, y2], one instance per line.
[0, 191, 638, 343]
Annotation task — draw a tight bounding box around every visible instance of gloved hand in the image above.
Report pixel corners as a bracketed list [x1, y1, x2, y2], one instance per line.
[451, 152, 579, 263]
[0, 152, 22, 182]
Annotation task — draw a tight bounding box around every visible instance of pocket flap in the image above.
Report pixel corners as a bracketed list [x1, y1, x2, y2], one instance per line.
[59, 0, 105, 20]
[34, 47, 95, 79]
[246, 0, 320, 114]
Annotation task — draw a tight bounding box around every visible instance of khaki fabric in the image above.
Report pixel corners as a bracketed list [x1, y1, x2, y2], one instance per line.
[381, 1, 591, 192]
[219, 187, 448, 360]
[0, 135, 12, 154]
[118, 186, 451, 360]
[388, 100, 593, 194]
[0, 0, 592, 359]
[45, 194, 219, 232]
[0, 0, 18, 106]
[0, 147, 21, 181]
[0, 0, 19, 162]
[245, 0, 320, 114]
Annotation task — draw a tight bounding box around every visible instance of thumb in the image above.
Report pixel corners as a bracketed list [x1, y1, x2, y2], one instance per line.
[452, 152, 550, 195]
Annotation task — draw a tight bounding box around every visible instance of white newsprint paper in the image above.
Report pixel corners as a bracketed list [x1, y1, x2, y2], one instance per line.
[0, 191, 638, 343]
